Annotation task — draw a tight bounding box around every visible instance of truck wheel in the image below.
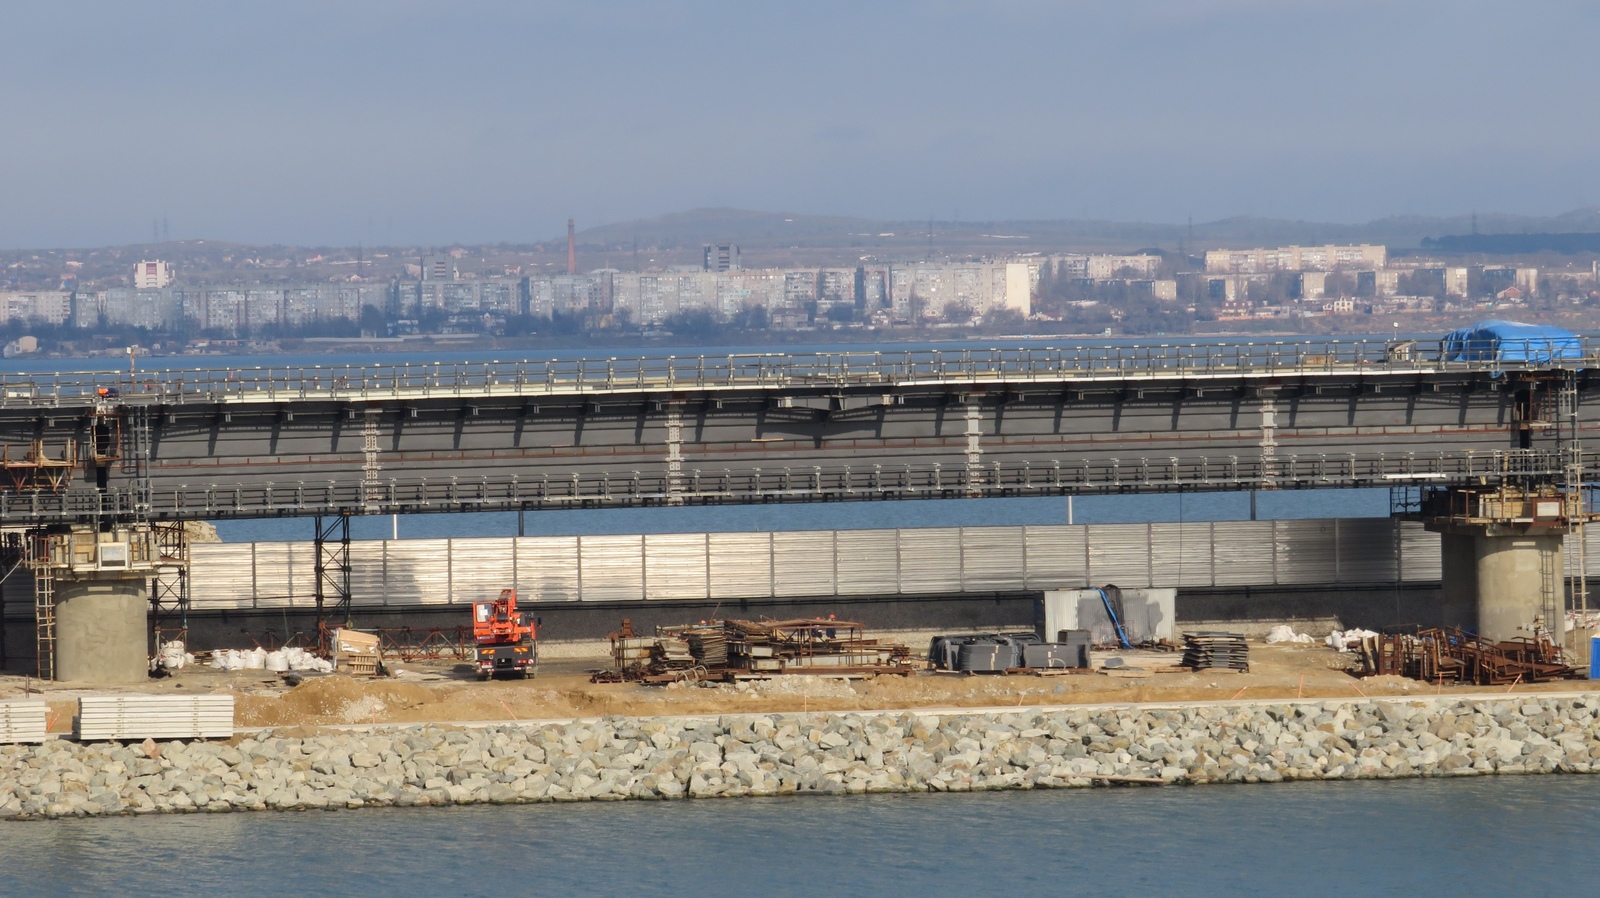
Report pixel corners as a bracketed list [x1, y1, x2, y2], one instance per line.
[477, 672, 489, 681]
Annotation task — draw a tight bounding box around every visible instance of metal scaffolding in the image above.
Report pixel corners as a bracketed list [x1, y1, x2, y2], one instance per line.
[149, 522, 191, 653]
[313, 514, 352, 654]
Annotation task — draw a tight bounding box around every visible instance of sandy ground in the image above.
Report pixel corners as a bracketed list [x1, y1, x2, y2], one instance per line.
[3, 642, 1595, 734]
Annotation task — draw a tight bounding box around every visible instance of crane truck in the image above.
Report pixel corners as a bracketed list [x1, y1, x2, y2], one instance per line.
[473, 588, 538, 679]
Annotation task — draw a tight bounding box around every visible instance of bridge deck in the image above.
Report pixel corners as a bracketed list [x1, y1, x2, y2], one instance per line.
[0, 338, 1591, 524]
[1, 338, 1593, 408]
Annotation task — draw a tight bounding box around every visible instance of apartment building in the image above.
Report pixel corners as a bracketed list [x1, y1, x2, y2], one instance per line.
[1204, 244, 1386, 274]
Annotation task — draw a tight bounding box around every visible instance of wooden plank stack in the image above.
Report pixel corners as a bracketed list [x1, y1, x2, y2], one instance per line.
[0, 700, 49, 744]
[1181, 632, 1250, 672]
[77, 694, 234, 741]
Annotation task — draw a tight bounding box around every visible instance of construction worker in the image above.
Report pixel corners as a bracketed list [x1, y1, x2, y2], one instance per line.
[826, 613, 837, 640]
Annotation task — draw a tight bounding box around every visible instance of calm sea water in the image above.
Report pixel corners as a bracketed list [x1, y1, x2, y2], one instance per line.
[5, 777, 1596, 897]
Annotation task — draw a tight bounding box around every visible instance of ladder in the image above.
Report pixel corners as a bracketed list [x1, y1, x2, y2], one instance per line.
[1558, 371, 1588, 613]
[121, 405, 153, 515]
[27, 534, 55, 681]
[1540, 541, 1561, 636]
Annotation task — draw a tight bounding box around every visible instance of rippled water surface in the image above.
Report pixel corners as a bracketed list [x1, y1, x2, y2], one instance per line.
[7, 777, 1598, 897]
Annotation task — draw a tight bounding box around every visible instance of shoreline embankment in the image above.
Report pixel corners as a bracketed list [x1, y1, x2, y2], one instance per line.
[5, 693, 1600, 820]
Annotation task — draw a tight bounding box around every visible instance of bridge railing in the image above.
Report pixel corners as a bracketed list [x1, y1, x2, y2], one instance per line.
[2, 337, 1595, 407]
[0, 448, 1581, 523]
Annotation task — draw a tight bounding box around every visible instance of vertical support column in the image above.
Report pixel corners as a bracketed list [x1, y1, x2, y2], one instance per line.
[361, 407, 383, 512]
[964, 397, 983, 495]
[1258, 397, 1278, 488]
[313, 514, 352, 654]
[664, 403, 685, 505]
[1427, 484, 1585, 644]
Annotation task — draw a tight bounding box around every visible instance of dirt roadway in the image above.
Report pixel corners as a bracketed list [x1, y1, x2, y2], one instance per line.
[5, 644, 1595, 734]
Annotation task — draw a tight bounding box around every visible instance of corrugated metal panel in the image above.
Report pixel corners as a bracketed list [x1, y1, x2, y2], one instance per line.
[1562, 526, 1600, 579]
[1399, 521, 1442, 582]
[249, 543, 296, 608]
[348, 541, 387, 606]
[579, 535, 644, 602]
[190, 543, 256, 610]
[450, 538, 516, 604]
[1212, 522, 1277, 587]
[773, 531, 836, 597]
[185, 516, 1447, 611]
[1276, 519, 1338, 586]
[77, 695, 233, 741]
[645, 533, 708, 600]
[1149, 522, 1215, 588]
[0, 700, 47, 744]
[961, 527, 1027, 592]
[287, 543, 316, 607]
[898, 528, 963, 595]
[1023, 526, 1088, 590]
[833, 530, 899, 596]
[1087, 524, 1152, 587]
[382, 539, 452, 605]
[517, 536, 579, 602]
[1338, 519, 1400, 583]
[708, 533, 772, 599]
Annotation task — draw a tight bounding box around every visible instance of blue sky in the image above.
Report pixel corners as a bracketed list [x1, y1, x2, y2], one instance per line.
[2, 0, 1595, 247]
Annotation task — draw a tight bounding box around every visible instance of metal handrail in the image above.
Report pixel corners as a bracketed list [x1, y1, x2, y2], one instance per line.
[0, 448, 1583, 524]
[2, 337, 1594, 409]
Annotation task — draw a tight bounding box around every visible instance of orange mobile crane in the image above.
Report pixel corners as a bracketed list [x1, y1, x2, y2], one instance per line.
[472, 589, 538, 679]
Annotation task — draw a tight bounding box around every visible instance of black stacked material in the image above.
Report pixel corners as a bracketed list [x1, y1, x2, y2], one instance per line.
[956, 641, 1020, 672]
[1181, 632, 1250, 671]
[687, 629, 728, 667]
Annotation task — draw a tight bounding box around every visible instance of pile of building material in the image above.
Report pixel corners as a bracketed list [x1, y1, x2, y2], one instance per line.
[599, 618, 912, 683]
[332, 629, 380, 676]
[1181, 632, 1251, 672]
[1356, 627, 1580, 685]
[0, 700, 48, 745]
[928, 632, 1093, 674]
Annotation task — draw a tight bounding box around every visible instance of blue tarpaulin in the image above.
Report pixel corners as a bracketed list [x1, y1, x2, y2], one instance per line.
[1441, 320, 1584, 364]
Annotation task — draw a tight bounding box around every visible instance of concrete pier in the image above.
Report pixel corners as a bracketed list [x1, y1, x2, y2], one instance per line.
[54, 576, 148, 684]
[1426, 485, 1585, 645]
[1440, 532, 1564, 643]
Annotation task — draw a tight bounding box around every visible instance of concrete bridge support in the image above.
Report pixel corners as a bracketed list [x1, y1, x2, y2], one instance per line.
[54, 575, 149, 684]
[1425, 484, 1587, 645]
[1439, 532, 1565, 644]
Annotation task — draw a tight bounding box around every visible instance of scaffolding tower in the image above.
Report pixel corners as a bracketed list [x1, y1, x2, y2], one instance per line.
[313, 514, 353, 654]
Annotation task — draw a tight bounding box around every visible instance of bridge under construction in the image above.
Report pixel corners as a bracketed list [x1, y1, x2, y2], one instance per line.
[1, 336, 1595, 681]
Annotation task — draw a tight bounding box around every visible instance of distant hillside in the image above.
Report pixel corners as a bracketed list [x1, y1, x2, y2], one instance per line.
[1422, 232, 1600, 255]
[567, 206, 1600, 254]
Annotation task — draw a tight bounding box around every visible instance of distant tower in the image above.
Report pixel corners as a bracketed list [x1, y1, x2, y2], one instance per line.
[567, 219, 577, 275]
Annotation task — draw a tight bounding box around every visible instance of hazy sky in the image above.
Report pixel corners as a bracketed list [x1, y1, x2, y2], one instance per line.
[3, 0, 1596, 247]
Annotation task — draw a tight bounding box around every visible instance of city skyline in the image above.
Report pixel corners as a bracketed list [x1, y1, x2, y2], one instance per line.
[3, 1, 1597, 248]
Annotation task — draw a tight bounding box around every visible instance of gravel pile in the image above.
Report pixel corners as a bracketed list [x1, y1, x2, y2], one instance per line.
[4, 695, 1600, 820]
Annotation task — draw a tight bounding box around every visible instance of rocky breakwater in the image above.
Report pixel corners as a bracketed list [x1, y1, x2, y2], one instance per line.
[5, 695, 1600, 819]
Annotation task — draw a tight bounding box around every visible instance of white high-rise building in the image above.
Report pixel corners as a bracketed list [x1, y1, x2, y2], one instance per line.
[133, 260, 173, 289]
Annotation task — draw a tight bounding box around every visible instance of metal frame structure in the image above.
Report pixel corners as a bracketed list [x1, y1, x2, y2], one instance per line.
[0, 447, 1581, 525]
[312, 514, 352, 653]
[148, 522, 190, 653]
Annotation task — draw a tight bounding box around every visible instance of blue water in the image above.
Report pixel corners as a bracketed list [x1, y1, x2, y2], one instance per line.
[214, 487, 1390, 542]
[1, 331, 1404, 376]
[4, 777, 1595, 897]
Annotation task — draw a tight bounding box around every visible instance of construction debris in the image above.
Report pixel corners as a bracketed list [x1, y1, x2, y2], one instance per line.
[1181, 632, 1251, 672]
[1355, 626, 1581, 686]
[597, 618, 913, 684]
